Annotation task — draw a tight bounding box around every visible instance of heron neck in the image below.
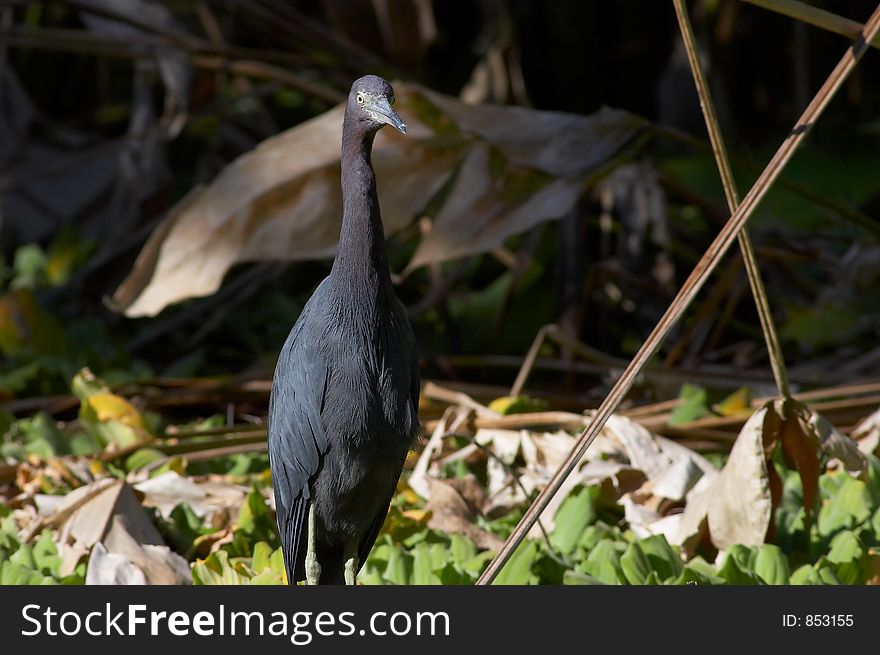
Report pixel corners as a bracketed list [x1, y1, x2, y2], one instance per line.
[330, 120, 393, 298]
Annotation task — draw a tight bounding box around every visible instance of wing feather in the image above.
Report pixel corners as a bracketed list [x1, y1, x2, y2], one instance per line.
[268, 294, 330, 584]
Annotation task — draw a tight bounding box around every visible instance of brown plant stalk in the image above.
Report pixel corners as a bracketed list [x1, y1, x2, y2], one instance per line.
[672, 0, 791, 397]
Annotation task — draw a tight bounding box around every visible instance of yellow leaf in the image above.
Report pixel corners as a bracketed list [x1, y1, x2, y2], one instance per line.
[87, 392, 146, 430]
[488, 395, 547, 415]
[401, 509, 431, 523]
[712, 387, 752, 416]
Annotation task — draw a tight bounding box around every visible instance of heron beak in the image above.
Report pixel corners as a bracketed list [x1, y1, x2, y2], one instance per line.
[371, 97, 407, 134]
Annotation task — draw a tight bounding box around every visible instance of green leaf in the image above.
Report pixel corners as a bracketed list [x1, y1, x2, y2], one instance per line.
[436, 563, 471, 585]
[754, 544, 790, 585]
[817, 476, 873, 537]
[428, 543, 448, 572]
[11, 243, 48, 290]
[826, 531, 865, 585]
[563, 570, 605, 585]
[619, 541, 651, 585]
[125, 447, 166, 472]
[251, 541, 273, 572]
[412, 542, 439, 585]
[366, 537, 393, 570]
[533, 550, 567, 584]
[673, 566, 719, 585]
[232, 486, 277, 553]
[577, 522, 616, 551]
[357, 568, 385, 586]
[813, 560, 842, 585]
[827, 530, 864, 564]
[493, 540, 538, 585]
[677, 556, 725, 585]
[549, 486, 596, 554]
[249, 544, 287, 586]
[384, 545, 413, 585]
[3, 412, 69, 460]
[582, 540, 625, 585]
[790, 564, 820, 585]
[487, 395, 548, 415]
[161, 502, 211, 557]
[638, 534, 683, 581]
[0, 560, 57, 585]
[643, 570, 660, 585]
[10, 544, 36, 570]
[463, 551, 495, 577]
[449, 534, 477, 566]
[717, 546, 761, 585]
[192, 551, 250, 585]
[32, 530, 61, 576]
[669, 384, 709, 425]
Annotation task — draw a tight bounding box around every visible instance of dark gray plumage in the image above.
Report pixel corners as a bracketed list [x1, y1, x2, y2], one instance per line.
[268, 75, 419, 585]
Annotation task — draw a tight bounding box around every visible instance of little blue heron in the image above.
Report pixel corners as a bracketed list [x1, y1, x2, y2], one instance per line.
[268, 75, 420, 585]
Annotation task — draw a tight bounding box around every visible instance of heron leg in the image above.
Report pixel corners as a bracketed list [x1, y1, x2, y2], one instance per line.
[344, 555, 358, 586]
[305, 503, 321, 585]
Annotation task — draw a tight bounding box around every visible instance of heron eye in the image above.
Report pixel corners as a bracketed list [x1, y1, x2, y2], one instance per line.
[356, 93, 365, 105]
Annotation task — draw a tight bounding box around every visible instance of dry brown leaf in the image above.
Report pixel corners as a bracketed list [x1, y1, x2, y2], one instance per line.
[673, 407, 773, 550]
[86, 543, 147, 585]
[442, 474, 486, 516]
[54, 478, 163, 548]
[133, 470, 249, 519]
[473, 415, 711, 536]
[642, 456, 704, 502]
[602, 414, 671, 479]
[672, 399, 866, 552]
[37, 479, 195, 585]
[797, 403, 866, 473]
[774, 401, 820, 514]
[853, 406, 880, 456]
[100, 514, 191, 584]
[405, 143, 582, 270]
[112, 84, 644, 317]
[423, 92, 644, 177]
[85, 516, 191, 585]
[134, 471, 208, 517]
[425, 478, 503, 551]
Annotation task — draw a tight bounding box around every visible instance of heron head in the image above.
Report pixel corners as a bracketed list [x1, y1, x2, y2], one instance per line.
[348, 75, 406, 135]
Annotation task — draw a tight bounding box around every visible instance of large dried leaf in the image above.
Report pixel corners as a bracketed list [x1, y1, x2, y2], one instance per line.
[472, 415, 710, 538]
[113, 84, 644, 316]
[405, 144, 581, 270]
[86, 543, 146, 585]
[706, 408, 776, 550]
[423, 93, 645, 178]
[100, 515, 192, 584]
[86, 516, 191, 585]
[672, 399, 867, 552]
[49, 478, 163, 548]
[425, 479, 503, 551]
[41, 478, 190, 584]
[134, 471, 249, 519]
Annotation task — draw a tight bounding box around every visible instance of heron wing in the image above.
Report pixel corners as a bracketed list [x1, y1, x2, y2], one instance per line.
[357, 487, 397, 570]
[268, 314, 330, 584]
[355, 321, 421, 572]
